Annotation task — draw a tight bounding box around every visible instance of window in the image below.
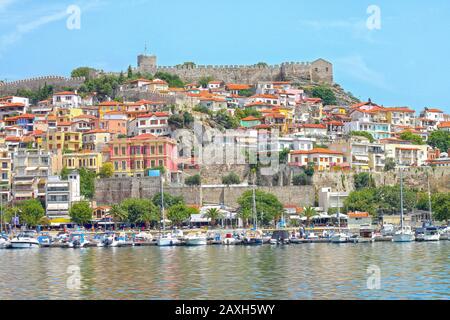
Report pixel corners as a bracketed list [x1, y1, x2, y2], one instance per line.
[158, 145, 163, 154]
[150, 146, 155, 154]
[114, 161, 119, 170]
[121, 161, 126, 170]
[114, 147, 119, 155]
[121, 147, 126, 155]
[159, 160, 164, 166]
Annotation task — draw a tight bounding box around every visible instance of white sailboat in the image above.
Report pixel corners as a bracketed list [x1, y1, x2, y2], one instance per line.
[157, 174, 179, 246]
[393, 169, 415, 242]
[331, 193, 349, 243]
[423, 174, 440, 242]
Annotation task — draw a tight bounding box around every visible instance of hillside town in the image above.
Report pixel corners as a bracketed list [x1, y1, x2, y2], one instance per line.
[0, 57, 449, 232]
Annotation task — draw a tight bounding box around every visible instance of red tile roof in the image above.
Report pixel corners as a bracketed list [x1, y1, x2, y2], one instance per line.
[290, 148, 343, 155]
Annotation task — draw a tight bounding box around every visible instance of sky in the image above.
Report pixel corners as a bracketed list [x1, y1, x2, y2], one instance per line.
[0, 0, 449, 113]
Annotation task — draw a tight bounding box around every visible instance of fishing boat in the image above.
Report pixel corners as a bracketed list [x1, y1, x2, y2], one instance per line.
[67, 232, 90, 248]
[423, 226, 440, 242]
[393, 169, 415, 243]
[222, 233, 237, 245]
[97, 232, 118, 247]
[242, 229, 263, 245]
[185, 232, 208, 246]
[10, 230, 40, 249]
[358, 225, 376, 243]
[37, 232, 53, 245]
[270, 230, 290, 245]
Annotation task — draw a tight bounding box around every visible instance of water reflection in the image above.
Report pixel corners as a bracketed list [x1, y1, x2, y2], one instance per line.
[0, 243, 448, 300]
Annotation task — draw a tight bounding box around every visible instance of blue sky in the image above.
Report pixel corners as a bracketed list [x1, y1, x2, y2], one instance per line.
[0, 0, 449, 112]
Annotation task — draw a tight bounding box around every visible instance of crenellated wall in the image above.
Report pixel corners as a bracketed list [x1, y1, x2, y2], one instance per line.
[0, 76, 85, 95]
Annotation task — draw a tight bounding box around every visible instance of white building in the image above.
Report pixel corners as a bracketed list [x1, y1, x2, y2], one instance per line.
[52, 91, 82, 108]
[0, 96, 30, 108]
[127, 112, 170, 136]
[45, 172, 81, 219]
[319, 187, 349, 212]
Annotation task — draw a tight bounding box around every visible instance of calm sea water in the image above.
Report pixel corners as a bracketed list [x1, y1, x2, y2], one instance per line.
[0, 242, 448, 300]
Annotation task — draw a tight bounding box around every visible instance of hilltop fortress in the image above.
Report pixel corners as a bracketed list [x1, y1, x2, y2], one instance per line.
[0, 54, 334, 95]
[136, 54, 334, 85]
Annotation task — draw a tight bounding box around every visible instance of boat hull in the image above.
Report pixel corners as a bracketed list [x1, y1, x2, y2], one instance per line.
[157, 238, 178, 246]
[423, 234, 440, 242]
[392, 234, 415, 242]
[185, 238, 207, 246]
[10, 241, 40, 249]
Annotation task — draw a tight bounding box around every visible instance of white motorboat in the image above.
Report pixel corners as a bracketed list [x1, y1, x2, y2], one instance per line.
[185, 233, 207, 246]
[10, 231, 40, 249]
[157, 233, 179, 246]
[68, 232, 90, 248]
[222, 233, 236, 245]
[0, 235, 10, 248]
[330, 232, 349, 243]
[423, 227, 440, 242]
[381, 224, 395, 236]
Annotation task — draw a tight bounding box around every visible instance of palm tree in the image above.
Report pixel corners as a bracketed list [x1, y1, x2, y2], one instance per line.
[109, 205, 128, 229]
[136, 211, 157, 230]
[204, 208, 224, 228]
[302, 206, 317, 228]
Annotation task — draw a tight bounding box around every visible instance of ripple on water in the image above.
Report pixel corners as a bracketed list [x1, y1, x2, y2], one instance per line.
[0, 243, 448, 300]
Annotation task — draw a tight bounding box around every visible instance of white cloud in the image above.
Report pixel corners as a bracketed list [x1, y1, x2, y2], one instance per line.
[0, 0, 15, 11]
[335, 55, 391, 91]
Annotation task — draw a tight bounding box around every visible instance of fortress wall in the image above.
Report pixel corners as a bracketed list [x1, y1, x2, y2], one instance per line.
[0, 76, 85, 95]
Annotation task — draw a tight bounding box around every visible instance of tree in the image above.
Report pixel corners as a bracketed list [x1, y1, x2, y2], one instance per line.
[152, 192, 184, 209]
[222, 172, 241, 185]
[60, 166, 70, 180]
[354, 172, 375, 189]
[302, 206, 317, 227]
[168, 114, 184, 128]
[235, 108, 262, 120]
[237, 190, 284, 226]
[69, 201, 92, 225]
[109, 204, 128, 224]
[304, 163, 315, 177]
[127, 65, 133, 79]
[185, 174, 201, 186]
[399, 131, 425, 145]
[98, 162, 114, 178]
[293, 173, 309, 186]
[278, 148, 290, 164]
[344, 188, 378, 216]
[198, 76, 214, 88]
[311, 85, 337, 105]
[120, 198, 159, 226]
[17, 199, 45, 226]
[154, 72, 184, 88]
[167, 204, 197, 226]
[213, 110, 239, 129]
[384, 158, 396, 172]
[350, 131, 375, 143]
[431, 193, 450, 222]
[71, 67, 95, 79]
[428, 130, 450, 152]
[79, 168, 96, 199]
[204, 208, 224, 227]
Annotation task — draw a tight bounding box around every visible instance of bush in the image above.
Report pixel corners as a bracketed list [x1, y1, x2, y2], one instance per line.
[185, 174, 201, 186]
[350, 131, 375, 143]
[222, 172, 241, 185]
[293, 173, 309, 186]
[69, 201, 92, 225]
[354, 172, 375, 189]
[311, 85, 337, 105]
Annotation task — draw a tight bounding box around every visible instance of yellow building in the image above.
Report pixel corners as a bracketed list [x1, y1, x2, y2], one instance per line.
[98, 101, 125, 118]
[43, 131, 82, 153]
[56, 107, 83, 122]
[63, 150, 103, 172]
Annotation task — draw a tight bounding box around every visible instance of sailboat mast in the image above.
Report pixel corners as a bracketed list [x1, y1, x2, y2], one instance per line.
[427, 173, 432, 222]
[252, 185, 257, 229]
[161, 173, 165, 231]
[400, 169, 404, 230]
[337, 192, 341, 232]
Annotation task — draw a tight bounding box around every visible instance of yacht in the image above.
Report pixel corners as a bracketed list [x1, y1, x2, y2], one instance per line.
[423, 226, 440, 242]
[393, 169, 415, 243]
[10, 231, 40, 249]
[157, 233, 180, 246]
[185, 232, 208, 246]
[330, 232, 349, 243]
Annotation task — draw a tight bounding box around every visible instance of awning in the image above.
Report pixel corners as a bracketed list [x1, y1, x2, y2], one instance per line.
[354, 156, 369, 161]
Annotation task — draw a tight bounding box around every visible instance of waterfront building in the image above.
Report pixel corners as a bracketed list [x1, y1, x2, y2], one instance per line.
[108, 133, 178, 178]
[45, 172, 81, 219]
[347, 212, 372, 231]
[319, 188, 349, 212]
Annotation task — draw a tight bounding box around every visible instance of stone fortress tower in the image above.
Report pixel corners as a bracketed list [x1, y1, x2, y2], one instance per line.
[136, 53, 333, 85]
